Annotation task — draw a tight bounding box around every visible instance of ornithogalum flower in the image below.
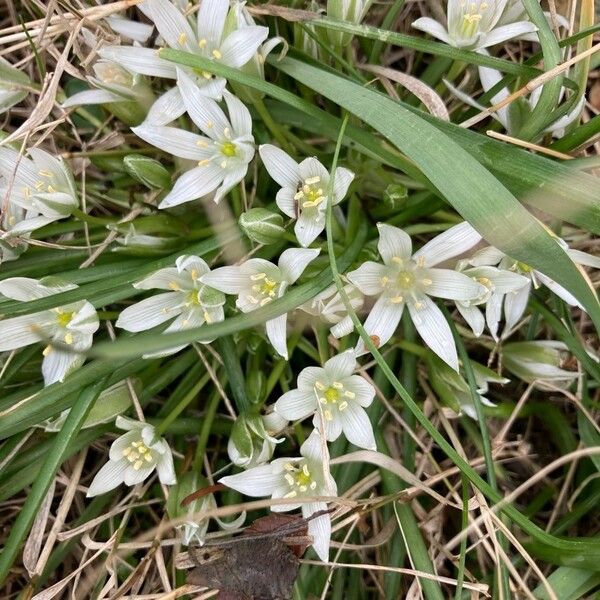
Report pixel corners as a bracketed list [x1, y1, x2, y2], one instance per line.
[0, 147, 78, 235]
[132, 70, 254, 207]
[454, 261, 529, 340]
[87, 416, 176, 496]
[275, 351, 376, 450]
[116, 255, 225, 357]
[0, 277, 99, 386]
[412, 0, 537, 50]
[259, 144, 354, 247]
[347, 222, 485, 369]
[220, 429, 336, 562]
[299, 282, 363, 338]
[0, 56, 29, 114]
[469, 241, 600, 336]
[201, 247, 320, 359]
[100, 0, 268, 123]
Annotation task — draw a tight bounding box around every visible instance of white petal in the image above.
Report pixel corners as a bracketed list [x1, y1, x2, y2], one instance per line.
[340, 402, 376, 450]
[116, 292, 182, 332]
[276, 187, 297, 218]
[485, 292, 502, 340]
[134, 267, 188, 290]
[220, 27, 269, 68]
[345, 375, 375, 407]
[504, 284, 530, 333]
[98, 46, 176, 78]
[331, 167, 354, 203]
[0, 277, 69, 300]
[86, 460, 128, 497]
[377, 224, 412, 263]
[219, 465, 283, 496]
[124, 466, 155, 486]
[266, 314, 288, 359]
[212, 163, 250, 205]
[223, 90, 253, 137]
[313, 411, 343, 441]
[300, 429, 325, 463]
[297, 366, 326, 390]
[424, 268, 485, 300]
[278, 247, 320, 284]
[346, 261, 387, 296]
[200, 266, 248, 294]
[147, 0, 197, 52]
[568, 249, 600, 270]
[159, 164, 224, 208]
[132, 124, 211, 161]
[42, 348, 82, 385]
[196, 0, 228, 47]
[298, 157, 329, 183]
[330, 315, 354, 338]
[62, 89, 124, 107]
[457, 303, 485, 336]
[105, 15, 154, 43]
[144, 87, 186, 126]
[411, 17, 453, 45]
[275, 388, 317, 420]
[294, 212, 324, 247]
[177, 69, 229, 138]
[479, 22, 538, 48]
[414, 221, 482, 267]
[324, 350, 356, 380]
[0, 313, 44, 351]
[259, 144, 300, 188]
[481, 267, 529, 293]
[409, 295, 458, 370]
[156, 451, 177, 485]
[536, 272, 583, 309]
[356, 296, 403, 354]
[304, 502, 331, 562]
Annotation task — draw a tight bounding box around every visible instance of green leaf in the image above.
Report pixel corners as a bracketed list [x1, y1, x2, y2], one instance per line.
[533, 566, 600, 600]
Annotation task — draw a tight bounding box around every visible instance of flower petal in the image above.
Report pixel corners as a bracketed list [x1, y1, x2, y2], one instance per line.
[0, 313, 44, 351]
[411, 17, 453, 45]
[297, 366, 326, 390]
[144, 87, 186, 126]
[62, 89, 124, 107]
[220, 26, 269, 68]
[377, 223, 412, 263]
[116, 292, 182, 332]
[220, 465, 283, 496]
[331, 167, 354, 203]
[294, 212, 324, 248]
[159, 164, 224, 208]
[356, 296, 403, 354]
[479, 21, 538, 48]
[266, 314, 288, 359]
[132, 124, 211, 161]
[260, 144, 300, 188]
[124, 466, 155, 486]
[146, 0, 197, 52]
[276, 187, 297, 218]
[324, 350, 357, 380]
[503, 283, 531, 333]
[345, 375, 375, 407]
[537, 272, 583, 309]
[303, 502, 331, 562]
[340, 402, 376, 450]
[457, 303, 485, 336]
[424, 268, 485, 300]
[200, 266, 248, 294]
[42, 348, 82, 385]
[346, 261, 387, 296]
[409, 295, 458, 370]
[98, 46, 176, 78]
[485, 292, 502, 340]
[300, 429, 326, 463]
[414, 221, 482, 267]
[275, 388, 317, 420]
[223, 90, 253, 137]
[278, 247, 320, 284]
[298, 157, 329, 183]
[86, 459, 128, 497]
[313, 411, 343, 441]
[156, 451, 177, 485]
[196, 0, 228, 48]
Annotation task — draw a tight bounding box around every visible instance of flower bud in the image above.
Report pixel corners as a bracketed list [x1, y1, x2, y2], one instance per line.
[245, 370, 266, 406]
[502, 341, 580, 389]
[124, 154, 171, 189]
[227, 413, 287, 469]
[239, 208, 285, 245]
[0, 57, 29, 114]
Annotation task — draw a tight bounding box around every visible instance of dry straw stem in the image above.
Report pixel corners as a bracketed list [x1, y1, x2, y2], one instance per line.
[486, 130, 575, 160]
[461, 42, 600, 129]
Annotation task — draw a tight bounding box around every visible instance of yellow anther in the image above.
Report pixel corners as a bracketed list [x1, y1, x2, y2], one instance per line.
[421, 278, 432, 286]
[212, 49, 222, 59]
[204, 311, 212, 323]
[414, 301, 423, 310]
[198, 159, 211, 167]
[123, 447, 132, 457]
[196, 140, 208, 147]
[284, 473, 295, 485]
[144, 453, 153, 462]
[324, 410, 333, 421]
[178, 32, 187, 45]
[391, 256, 403, 265]
[332, 381, 343, 389]
[338, 401, 348, 411]
[304, 176, 321, 185]
[344, 390, 356, 399]
[250, 272, 267, 281]
[220, 160, 227, 168]
[417, 256, 426, 268]
[202, 71, 212, 79]
[133, 460, 143, 470]
[302, 464, 310, 477]
[284, 490, 297, 498]
[246, 295, 259, 304]
[64, 332, 73, 345]
[310, 481, 317, 490]
[390, 295, 404, 304]
[169, 281, 180, 290]
[315, 381, 326, 391]
[198, 38, 207, 48]
[260, 297, 272, 306]
[38, 170, 53, 177]
[284, 463, 295, 471]
[206, 120, 214, 128]
[380, 276, 389, 286]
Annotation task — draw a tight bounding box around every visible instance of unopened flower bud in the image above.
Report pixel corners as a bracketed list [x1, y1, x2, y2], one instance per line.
[239, 208, 284, 245]
[124, 154, 171, 189]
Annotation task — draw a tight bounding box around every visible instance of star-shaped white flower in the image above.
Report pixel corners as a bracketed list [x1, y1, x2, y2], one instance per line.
[275, 351, 376, 450]
[132, 70, 254, 207]
[412, 0, 536, 50]
[0, 147, 78, 235]
[259, 144, 354, 247]
[470, 241, 600, 336]
[116, 255, 225, 357]
[220, 429, 336, 562]
[347, 222, 485, 369]
[299, 282, 363, 338]
[87, 416, 176, 496]
[99, 0, 268, 124]
[200, 247, 320, 359]
[454, 262, 529, 340]
[0, 277, 99, 386]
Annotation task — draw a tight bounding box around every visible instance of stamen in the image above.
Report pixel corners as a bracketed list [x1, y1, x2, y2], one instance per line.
[169, 281, 180, 290]
[178, 32, 187, 45]
[284, 490, 297, 498]
[314, 381, 326, 391]
[332, 381, 343, 389]
[133, 460, 143, 470]
[344, 390, 355, 399]
[324, 410, 333, 421]
[247, 295, 259, 304]
[338, 401, 348, 411]
[392, 256, 404, 265]
[417, 256, 426, 268]
[421, 278, 432, 286]
[198, 159, 210, 167]
[284, 473, 295, 486]
[390, 295, 404, 304]
[198, 38, 207, 48]
[250, 272, 267, 281]
[304, 176, 321, 185]
[212, 49, 222, 59]
[64, 333, 73, 345]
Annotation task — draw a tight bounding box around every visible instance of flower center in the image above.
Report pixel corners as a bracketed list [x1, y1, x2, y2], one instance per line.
[186, 289, 201, 306]
[122, 439, 154, 470]
[515, 261, 532, 274]
[294, 176, 326, 210]
[314, 380, 355, 421]
[248, 272, 281, 307]
[56, 311, 74, 327]
[221, 141, 237, 157]
[396, 269, 415, 289]
[283, 461, 317, 497]
[460, 1, 488, 38]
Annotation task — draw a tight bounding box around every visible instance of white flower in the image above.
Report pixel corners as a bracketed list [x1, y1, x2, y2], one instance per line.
[220, 429, 336, 561]
[228, 412, 288, 468]
[327, 0, 373, 46]
[87, 416, 176, 496]
[412, 0, 537, 50]
[0, 277, 99, 386]
[62, 60, 153, 110]
[100, 0, 268, 124]
[132, 70, 254, 207]
[0, 56, 29, 114]
[0, 202, 30, 263]
[0, 147, 78, 235]
[347, 222, 485, 370]
[116, 255, 225, 357]
[445, 58, 585, 137]
[275, 351, 376, 450]
[470, 241, 600, 336]
[454, 262, 529, 340]
[259, 144, 354, 247]
[299, 282, 363, 338]
[200, 247, 320, 359]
